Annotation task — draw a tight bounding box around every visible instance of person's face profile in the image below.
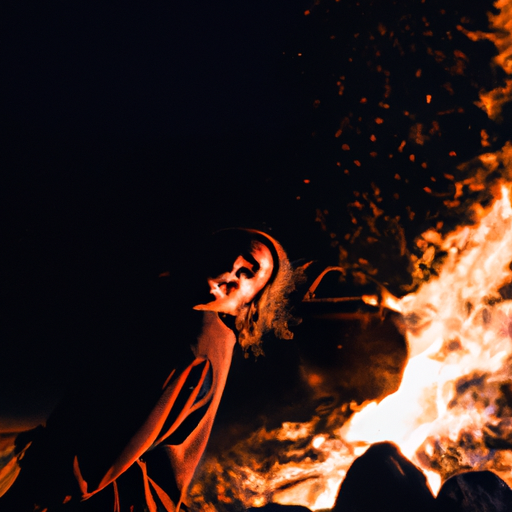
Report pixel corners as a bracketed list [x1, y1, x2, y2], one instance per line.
[194, 240, 273, 316]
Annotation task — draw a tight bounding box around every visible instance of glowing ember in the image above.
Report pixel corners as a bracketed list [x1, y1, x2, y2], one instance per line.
[249, 179, 512, 510]
[191, 163, 512, 512]
[186, 1, 512, 510]
[463, 0, 512, 120]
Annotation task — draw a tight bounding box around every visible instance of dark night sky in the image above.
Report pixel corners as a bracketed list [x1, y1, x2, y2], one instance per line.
[1, 1, 318, 428]
[1, 0, 506, 435]
[2, 2, 309, 139]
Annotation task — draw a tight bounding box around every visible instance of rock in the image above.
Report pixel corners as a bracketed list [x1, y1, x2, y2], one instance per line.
[436, 471, 512, 512]
[333, 441, 435, 512]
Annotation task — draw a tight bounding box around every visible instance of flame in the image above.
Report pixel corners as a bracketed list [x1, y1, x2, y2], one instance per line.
[344, 183, 512, 493]
[276, 177, 512, 509]
[187, 2, 512, 510]
[461, 0, 512, 120]
[193, 153, 512, 512]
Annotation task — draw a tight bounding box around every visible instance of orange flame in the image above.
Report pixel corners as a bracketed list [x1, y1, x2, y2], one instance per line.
[344, 180, 512, 496]
[222, 152, 512, 512]
[462, 0, 512, 120]
[187, 2, 512, 510]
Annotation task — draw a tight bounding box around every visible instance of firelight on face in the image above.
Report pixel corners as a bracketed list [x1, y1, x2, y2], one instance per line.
[193, 241, 274, 316]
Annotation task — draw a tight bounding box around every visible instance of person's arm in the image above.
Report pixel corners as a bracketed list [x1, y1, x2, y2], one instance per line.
[73, 354, 213, 500]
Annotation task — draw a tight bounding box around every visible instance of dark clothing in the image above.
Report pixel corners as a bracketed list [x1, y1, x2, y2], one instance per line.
[1, 311, 236, 512]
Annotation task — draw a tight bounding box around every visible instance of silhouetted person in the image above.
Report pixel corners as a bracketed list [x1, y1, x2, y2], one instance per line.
[0, 229, 298, 512]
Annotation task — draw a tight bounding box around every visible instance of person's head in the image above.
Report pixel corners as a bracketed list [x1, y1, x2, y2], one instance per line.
[194, 228, 300, 356]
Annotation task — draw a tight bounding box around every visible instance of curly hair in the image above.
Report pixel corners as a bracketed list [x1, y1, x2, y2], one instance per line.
[231, 230, 303, 357]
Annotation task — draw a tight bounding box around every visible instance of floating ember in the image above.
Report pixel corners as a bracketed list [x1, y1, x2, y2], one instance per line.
[187, 1, 512, 510]
[190, 175, 512, 511]
[344, 177, 512, 495]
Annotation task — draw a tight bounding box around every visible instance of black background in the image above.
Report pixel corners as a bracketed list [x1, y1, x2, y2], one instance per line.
[1, 0, 506, 433]
[1, 0, 318, 428]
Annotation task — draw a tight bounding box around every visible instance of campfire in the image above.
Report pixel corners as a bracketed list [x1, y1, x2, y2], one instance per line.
[186, 1, 512, 511]
[4, 0, 512, 511]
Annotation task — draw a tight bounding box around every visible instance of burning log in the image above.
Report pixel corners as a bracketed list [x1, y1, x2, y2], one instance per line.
[191, 188, 512, 510]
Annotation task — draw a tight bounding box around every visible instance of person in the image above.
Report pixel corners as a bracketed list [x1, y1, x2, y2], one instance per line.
[0, 228, 298, 512]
